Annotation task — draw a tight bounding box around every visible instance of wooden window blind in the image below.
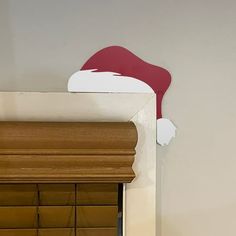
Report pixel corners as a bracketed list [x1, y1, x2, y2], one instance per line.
[0, 122, 137, 236]
[0, 183, 119, 236]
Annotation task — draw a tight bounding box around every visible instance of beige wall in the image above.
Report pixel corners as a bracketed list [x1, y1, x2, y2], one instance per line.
[0, 1, 236, 236]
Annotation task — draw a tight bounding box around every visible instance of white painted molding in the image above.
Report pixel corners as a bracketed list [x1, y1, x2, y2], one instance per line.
[0, 92, 153, 122]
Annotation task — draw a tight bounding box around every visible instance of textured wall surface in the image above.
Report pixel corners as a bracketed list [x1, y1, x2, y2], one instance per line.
[0, 1, 236, 236]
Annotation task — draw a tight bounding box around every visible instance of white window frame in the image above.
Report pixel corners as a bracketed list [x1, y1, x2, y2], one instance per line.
[0, 92, 157, 236]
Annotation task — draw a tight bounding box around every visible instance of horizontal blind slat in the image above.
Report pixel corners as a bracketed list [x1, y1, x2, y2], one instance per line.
[0, 184, 119, 234]
[0, 207, 37, 228]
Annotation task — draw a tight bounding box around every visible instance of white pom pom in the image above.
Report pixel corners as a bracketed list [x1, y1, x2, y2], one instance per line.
[157, 118, 176, 146]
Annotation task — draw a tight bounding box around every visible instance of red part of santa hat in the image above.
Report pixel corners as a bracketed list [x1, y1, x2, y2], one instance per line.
[81, 46, 171, 119]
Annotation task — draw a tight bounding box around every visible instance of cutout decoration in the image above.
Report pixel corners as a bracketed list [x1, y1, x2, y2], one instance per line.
[68, 69, 153, 93]
[67, 46, 176, 146]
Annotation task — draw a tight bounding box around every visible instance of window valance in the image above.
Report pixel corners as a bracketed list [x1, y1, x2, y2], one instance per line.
[0, 122, 137, 183]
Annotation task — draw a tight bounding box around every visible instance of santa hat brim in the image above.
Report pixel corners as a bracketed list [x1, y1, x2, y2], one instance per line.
[68, 69, 154, 93]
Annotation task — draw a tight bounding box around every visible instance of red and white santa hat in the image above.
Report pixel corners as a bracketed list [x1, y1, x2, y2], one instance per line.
[68, 46, 176, 145]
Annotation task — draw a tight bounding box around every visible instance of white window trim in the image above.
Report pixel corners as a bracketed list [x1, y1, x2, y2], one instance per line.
[0, 92, 156, 236]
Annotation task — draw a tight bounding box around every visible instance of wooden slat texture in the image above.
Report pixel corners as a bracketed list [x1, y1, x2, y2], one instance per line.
[77, 206, 117, 228]
[77, 228, 116, 236]
[0, 229, 37, 236]
[38, 184, 75, 206]
[0, 183, 120, 235]
[0, 184, 37, 206]
[38, 206, 75, 228]
[77, 184, 117, 205]
[0, 228, 117, 236]
[0, 229, 76, 236]
[0, 122, 137, 183]
[39, 228, 75, 236]
[0, 207, 37, 228]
